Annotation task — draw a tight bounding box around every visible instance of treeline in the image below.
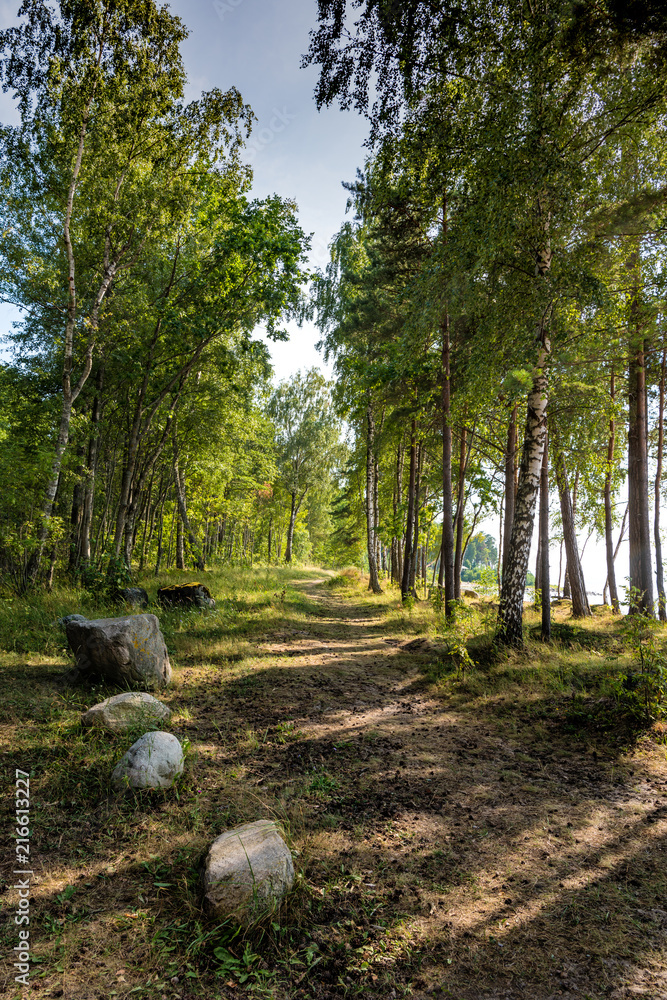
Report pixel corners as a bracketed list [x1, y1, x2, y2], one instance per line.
[306, 0, 667, 643]
[0, 2, 342, 593]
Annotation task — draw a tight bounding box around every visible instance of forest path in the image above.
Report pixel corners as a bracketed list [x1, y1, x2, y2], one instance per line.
[215, 575, 667, 1000]
[6, 574, 667, 1000]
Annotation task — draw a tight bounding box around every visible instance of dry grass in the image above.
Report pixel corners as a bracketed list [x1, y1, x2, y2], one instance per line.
[1, 567, 666, 1000]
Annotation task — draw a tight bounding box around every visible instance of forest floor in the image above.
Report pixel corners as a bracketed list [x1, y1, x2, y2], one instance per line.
[1, 567, 667, 1000]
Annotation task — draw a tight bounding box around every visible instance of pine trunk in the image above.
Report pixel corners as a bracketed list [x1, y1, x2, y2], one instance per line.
[401, 421, 417, 601]
[393, 442, 404, 584]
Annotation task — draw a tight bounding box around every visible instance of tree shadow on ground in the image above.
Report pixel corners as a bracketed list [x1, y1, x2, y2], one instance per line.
[2, 577, 666, 999]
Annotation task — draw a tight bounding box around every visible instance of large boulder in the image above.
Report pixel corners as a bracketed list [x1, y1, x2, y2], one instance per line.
[65, 613, 171, 689]
[203, 820, 295, 923]
[157, 583, 215, 609]
[111, 731, 184, 790]
[82, 692, 171, 732]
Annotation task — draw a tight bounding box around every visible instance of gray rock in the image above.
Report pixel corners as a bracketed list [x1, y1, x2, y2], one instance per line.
[111, 731, 184, 789]
[59, 613, 89, 628]
[117, 587, 149, 608]
[65, 613, 171, 689]
[203, 820, 295, 922]
[462, 587, 480, 599]
[82, 692, 171, 732]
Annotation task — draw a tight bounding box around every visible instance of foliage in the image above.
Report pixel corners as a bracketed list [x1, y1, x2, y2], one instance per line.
[616, 595, 667, 722]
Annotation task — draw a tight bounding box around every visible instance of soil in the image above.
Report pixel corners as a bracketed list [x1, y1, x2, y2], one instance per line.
[187, 577, 667, 1000]
[2, 574, 667, 1000]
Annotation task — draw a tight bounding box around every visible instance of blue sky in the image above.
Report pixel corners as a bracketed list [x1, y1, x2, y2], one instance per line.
[171, 0, 370, 382]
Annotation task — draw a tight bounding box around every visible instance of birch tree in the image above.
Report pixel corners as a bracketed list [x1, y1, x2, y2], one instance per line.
[0, 0, 252, 579]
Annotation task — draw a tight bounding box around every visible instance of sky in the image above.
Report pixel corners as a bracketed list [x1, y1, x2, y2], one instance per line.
[0, 0, 628, 595]
[170, 0, 370, 382]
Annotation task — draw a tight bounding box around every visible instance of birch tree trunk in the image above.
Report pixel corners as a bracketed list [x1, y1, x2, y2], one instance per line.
[497, 210, 553, 645]
[26, 61, 103, 582]
[540, 430, 551, 641]
[374, 443, 382, 578]
[553, 444, 591, 618]
[604, 504, 628, 604]
[604, 369, 621, 613]
[67, 439, 86, 574]
[154, 507, 164, 576]
[285, 492, 306, 563]
[439, 315, 455, 617]
[172, 456, 205, 571]
[534, 529, 542, 602]
[502, 404, 518, 582]
[175, 514, 185, 570]
[497, 333, 550, 646]
[78, 365, 104, 566]
[654, 346, 666, 620]
[453, 427, 466, 599]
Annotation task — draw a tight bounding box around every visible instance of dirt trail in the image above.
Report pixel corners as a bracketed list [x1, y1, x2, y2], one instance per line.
[228, 577, 667, 1000]
[3, 575, 666, 1000]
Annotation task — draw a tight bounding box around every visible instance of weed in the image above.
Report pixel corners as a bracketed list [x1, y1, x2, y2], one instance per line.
[308, 767, 339, 795]
[615, 601, 667, 722]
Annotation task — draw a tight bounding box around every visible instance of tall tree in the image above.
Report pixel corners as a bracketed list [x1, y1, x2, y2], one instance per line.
[269, 370, 342, 564]
[0, 0, 253, 579]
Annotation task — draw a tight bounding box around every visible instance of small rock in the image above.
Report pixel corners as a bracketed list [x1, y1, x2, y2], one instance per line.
[462, 587, 480, 599]
[65, 613, 171, 689]
[117, 587, 149, 608]
[59, 613, 89, 628]
[82, 692, 171, 732]
[111, 731, 184, 789]
[157, 583, 215, 609]
[203, 820, 295, 922]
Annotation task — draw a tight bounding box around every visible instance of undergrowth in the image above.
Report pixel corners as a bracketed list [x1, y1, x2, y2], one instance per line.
[1, 566, 666, 999]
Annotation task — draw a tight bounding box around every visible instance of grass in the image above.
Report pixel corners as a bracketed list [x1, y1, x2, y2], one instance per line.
[1, 565, 666, 999]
